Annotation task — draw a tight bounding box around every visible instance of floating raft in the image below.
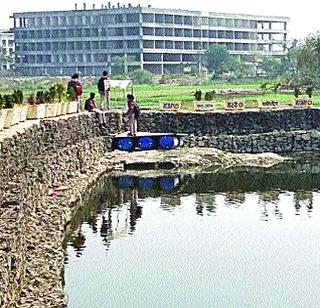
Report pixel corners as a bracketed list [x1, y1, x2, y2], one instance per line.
[112, 132, 186, 151]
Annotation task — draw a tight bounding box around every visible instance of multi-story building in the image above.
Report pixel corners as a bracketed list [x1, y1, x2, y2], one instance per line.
[12, 3, 289, 76]
[0, 30, 14, 71]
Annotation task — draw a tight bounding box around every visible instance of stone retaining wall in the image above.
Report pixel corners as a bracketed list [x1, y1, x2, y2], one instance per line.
[0, 112, 122, 307]
[138, 109, 320, 136]
[136, 109, 320, 153]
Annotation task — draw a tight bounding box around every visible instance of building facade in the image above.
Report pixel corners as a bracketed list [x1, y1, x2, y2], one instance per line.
[12, 4, 289, 76]
[0, 30, 14, 72]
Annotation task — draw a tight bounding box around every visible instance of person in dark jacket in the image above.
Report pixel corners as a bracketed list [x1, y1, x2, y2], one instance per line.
[84, 92, 105, 123]
[97, 71, 111, 110]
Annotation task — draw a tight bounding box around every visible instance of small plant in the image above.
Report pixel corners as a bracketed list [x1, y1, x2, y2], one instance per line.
[204, 91, 215, 101]
[260, 82, 268, 94]
[0, 94, 4, 109]
[194, 89, 202, 101]
[66, 87, 77, 101]
[306, 86, 313, 98]
[3, 94, 14, 109]
[36, 91, 45, 104]
[273, 83, 282, 93]
[294, 87, 301, 98]
[12, 89, 24, 105]
[27, 93, 36, 105]
[56, 82, 66, 102]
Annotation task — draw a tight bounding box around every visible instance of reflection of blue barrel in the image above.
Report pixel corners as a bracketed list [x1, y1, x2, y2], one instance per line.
[138, 137, 154, 150]
[160, 177, 176, 191]
[159, 136, 179, 150]
[138, 178, 154, 190]
[118, 176, 134, 189]
[117, 138, 134, 151]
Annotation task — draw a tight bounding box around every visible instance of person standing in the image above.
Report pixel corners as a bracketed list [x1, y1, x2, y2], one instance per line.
[97, 71, 111, 110]
[67, 73, 83, 102]
[126, 94, 139, 136]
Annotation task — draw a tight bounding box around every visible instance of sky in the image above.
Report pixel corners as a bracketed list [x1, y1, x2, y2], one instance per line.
[1, 0, 320, 39]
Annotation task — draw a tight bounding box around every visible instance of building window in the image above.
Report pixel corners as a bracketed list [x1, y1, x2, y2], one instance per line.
[143, 40, 154, 48]
[184, 29, 192, 37]
[165, 28, 173, 36]
[143, 13, 154, 23]
[143, 27, 154, 35]
[155, 40, 164, 49]
[175, 41, 183, 49]
[184, 41, 192, 50]
[193, 42, 201, 50]
[202, 30, 208, 38]
[174, 28, 183, 37]
[155, 28, 164, 36]
[114, 28, 123, 36]
[115, 14, 123, 23]
[201, 17, 209, 26]
[193, 29, 201, 38]
[155, 14, 164, 24]
[184, 16, 192, 25]
[174, 15, 183, 25]
[126, 14, 140, 23]
[92, 28, 99, 36]
[165, 41, 173, 49]
[126, 27, 139, 36]
[127, 40, 140, 49]
[164, 15, 173, 24]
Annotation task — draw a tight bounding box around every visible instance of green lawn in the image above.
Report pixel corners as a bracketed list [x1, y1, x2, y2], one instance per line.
[0, 77, 319, 110]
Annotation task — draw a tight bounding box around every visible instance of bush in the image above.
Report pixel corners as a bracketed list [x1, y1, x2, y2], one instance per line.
[0, 94, 4, 109]
[306, 86, 314, 98]
[12, 89, 24, 105]
[27, 93, 36, 105]
[36, 91, 45, 104]
[194, 90, 202, 101]
[294, 87, 301, 98]
[204, 90, 215, 101]
[56, 82, 66, 102]
[3, 94, 14, 109]
[129, 69, 154, 84]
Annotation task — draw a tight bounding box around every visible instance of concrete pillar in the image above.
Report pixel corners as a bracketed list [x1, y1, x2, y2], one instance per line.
[161, 53, 164, 75]
[124, 53, 128, 74]
[140, 52, 143, 69]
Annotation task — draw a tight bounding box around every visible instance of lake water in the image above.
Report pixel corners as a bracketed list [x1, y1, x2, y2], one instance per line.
[64, 160, 320, 308]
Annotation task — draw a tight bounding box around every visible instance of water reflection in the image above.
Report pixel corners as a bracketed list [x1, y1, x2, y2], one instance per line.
[65, 158, 320, 308]
[66, 169, 320, 261]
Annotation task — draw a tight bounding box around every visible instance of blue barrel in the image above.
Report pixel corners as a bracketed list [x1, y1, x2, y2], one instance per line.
[138, 178, 154, 190]
[117, 176, 134, 189]
[117, 138, 134, 151]
[160, 177, 175, 191]
[138, 136, 154, 151]
[159, 136, 179, 150]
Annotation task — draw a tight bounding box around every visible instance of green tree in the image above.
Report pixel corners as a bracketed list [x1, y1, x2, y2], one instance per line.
[112, 54, 136, 74]
[129, 69, 154, 84]
[202, 45, 231, 76]
[294, 34, 320, 86]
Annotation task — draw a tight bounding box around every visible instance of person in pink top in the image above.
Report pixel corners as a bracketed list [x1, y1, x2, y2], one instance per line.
[126, 94, 139, 136]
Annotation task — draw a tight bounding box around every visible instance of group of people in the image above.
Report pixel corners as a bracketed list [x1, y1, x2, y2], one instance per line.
[67, 71, 139, 136]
